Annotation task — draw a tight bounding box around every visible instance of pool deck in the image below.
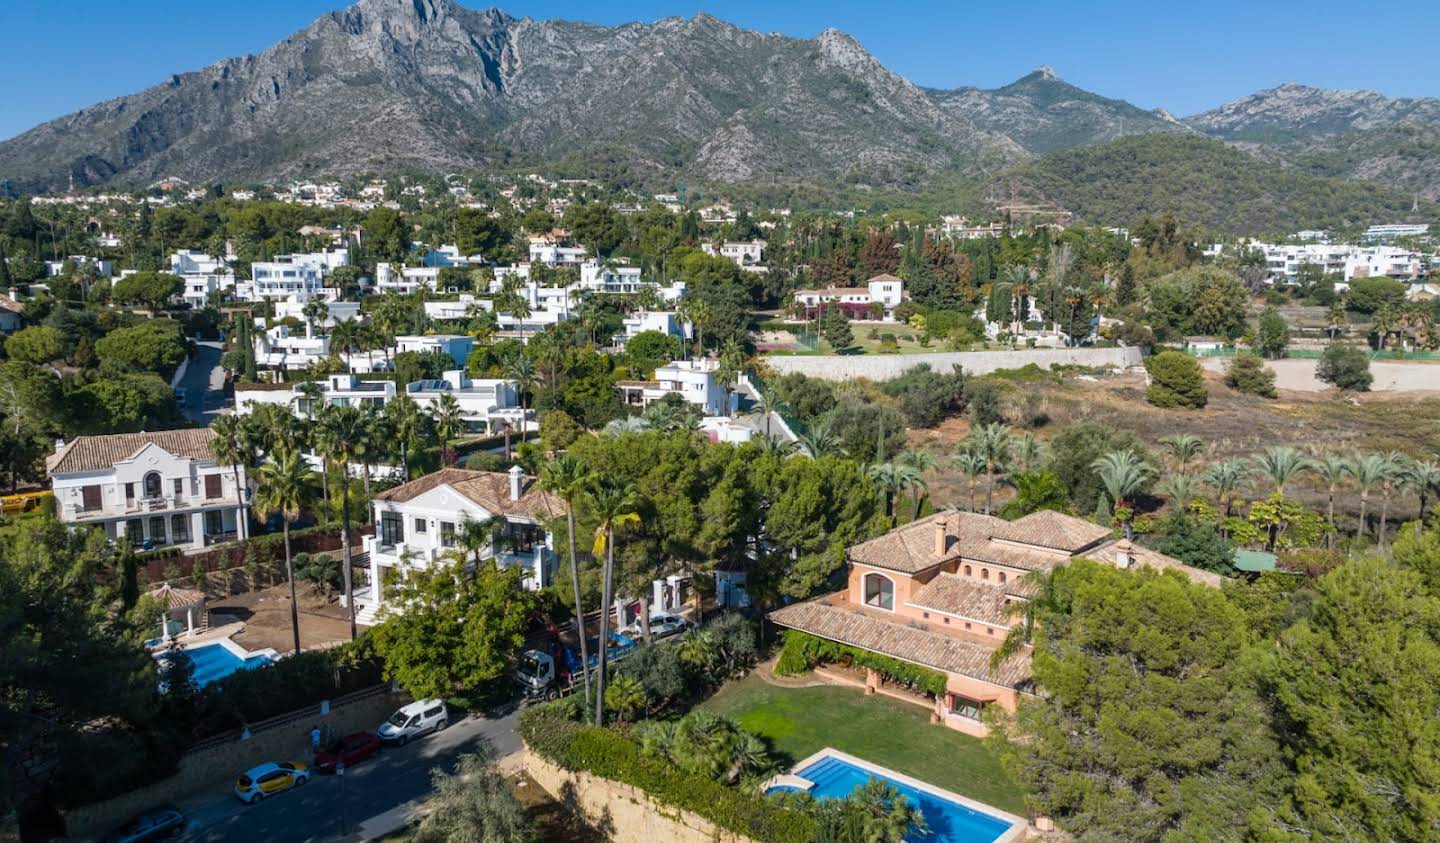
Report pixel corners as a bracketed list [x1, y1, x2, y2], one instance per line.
[786, 748, 1028, 843]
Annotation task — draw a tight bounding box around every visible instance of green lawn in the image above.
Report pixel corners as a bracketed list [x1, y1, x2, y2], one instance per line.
[698, 674, 1026, 814]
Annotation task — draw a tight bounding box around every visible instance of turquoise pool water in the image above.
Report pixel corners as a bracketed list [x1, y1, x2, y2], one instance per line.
[159, 642, 274, 687]
[790, 755, 1012, 843]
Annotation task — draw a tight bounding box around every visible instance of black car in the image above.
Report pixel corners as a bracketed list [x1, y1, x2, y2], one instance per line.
[101, 806, 185, 843]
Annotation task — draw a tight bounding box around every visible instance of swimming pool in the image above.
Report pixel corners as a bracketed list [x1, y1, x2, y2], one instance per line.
[155, 640, 277, 687]
[768, 749, 1025, 843]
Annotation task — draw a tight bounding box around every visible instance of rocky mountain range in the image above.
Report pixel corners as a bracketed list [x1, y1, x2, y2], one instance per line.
[0, 0, 1437, 218]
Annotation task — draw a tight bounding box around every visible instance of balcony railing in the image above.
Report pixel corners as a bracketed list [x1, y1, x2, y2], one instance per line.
[64, 495, 244, 521]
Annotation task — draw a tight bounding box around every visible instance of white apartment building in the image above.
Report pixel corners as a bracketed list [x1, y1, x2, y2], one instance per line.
[353, 467, 567, 623]
[170, 250, 229, 276]
[374, 262, 440, 294]
[529, 241, 588, 266]
[235, 373, 396, 416]
[579, 261, 649, 294]
[404, 370, 524, 433]
[1210, 242, 1424, 284]
[792, 274, 906, 319]
[47, 429, 249, 551]
[702, 240, 765, 267]
[1364, 223, 1429, 243]
[45, 256, 113, 277]
[245, 259, 325, 302]
[616, 357, 731, 416]
[941, 216, 1005, 239]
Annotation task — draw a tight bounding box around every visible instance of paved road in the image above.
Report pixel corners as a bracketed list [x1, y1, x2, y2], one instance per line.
[175, 705, 522, 843]
[179, 341, 228, 425]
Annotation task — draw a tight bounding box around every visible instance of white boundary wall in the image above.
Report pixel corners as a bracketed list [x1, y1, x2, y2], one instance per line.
[763, 347, 1143, 381]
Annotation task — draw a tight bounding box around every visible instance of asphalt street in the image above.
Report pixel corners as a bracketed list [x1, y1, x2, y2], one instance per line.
[178, 341, 227, 425]
[174, 704, 522, 843]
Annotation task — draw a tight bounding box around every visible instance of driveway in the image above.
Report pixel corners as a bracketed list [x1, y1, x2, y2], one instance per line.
[179, 341, 228, 425]
[174, 705, 523, 843]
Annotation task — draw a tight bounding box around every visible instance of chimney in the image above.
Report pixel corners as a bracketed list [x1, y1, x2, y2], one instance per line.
[508, 464, 524, 502]
[934, 518, 949, 557]
[1115, 539, 1134, 569]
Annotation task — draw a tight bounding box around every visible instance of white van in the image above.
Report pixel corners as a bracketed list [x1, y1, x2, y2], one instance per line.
[377, 699, 448, 746]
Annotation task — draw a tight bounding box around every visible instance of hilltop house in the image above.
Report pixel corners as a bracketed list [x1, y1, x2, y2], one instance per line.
[792, 274, 906, 320]
[47, 429, 249, 551]
[769, 511, 1220, 737]
[702, 240, 766, 269]
[352, 467, 566, 624]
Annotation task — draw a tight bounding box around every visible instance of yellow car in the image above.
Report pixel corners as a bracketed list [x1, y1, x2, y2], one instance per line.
[233, 761, 310, 804]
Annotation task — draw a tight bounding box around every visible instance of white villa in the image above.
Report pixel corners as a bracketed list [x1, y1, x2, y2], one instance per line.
[374, 263, 441, 295]
[404, 371, 525, 433]
[235, 374, 396, 415]
[793, 274, 906, 320]
[394, 335, 474, 367]
[47, 429, 249, 551]
[616, 310, 689, 346]
[353, 467, 567, 624]
[244, 258, 325, 302]
[702, 240, 765, 268]
[616, 357, 731, 416]
[253, 324, 330, 371]
[529, 241, 588, 266]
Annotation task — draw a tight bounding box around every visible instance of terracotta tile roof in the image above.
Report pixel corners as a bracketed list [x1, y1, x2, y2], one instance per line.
[793, 287, 869, 297]
[990, 510, 1113, 553]
[769, 599, 1030, 689]
[373, 468, 567, 521]
[907, 573, 1016, 628]
[1088, 539, 1226, 588]
[848, 512, 1006, 574]
[0, 298, 24, 313]
[47, 429, 216, 475]
[951, 534, 1066, 573]
[147, 582, 207, 609]
[866, 273, 902, 283]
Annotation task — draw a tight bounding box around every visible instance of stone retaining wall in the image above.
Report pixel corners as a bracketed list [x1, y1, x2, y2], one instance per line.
[764, 347, 1143, 381]
[522, 750, 756, 843]
[62, 689, 403, 839]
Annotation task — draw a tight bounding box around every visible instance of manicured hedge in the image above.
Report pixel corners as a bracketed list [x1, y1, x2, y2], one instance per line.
[520, 704, 814, 843]
[773, 630, 948, 697]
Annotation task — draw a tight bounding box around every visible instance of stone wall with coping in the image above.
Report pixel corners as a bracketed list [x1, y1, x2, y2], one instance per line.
[764, 347, 1143, 381]
[62, 689, 403, 840]
[522, 749, 757, 843]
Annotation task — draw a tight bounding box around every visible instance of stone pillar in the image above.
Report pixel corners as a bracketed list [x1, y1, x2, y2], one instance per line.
[191, 511, 205, 549]
[370, 557, 384, 609]
[185, 607, 195, 636]
[864, 668, 880, 695]
[932, 694, 945, 724]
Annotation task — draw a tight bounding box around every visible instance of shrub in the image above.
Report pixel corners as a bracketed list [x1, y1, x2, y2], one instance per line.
[966, 380, 1005, 426]
[1254, 308, 1290, 358]
[1345, 276, 1406, 314]
[519, 704, 814, 843]
[1224, 353, 1277, 398]
[773, 630, 948, 697]
[1316, 344, 1372, 391]
[881, 364, 966, 428]
[1144, 351, 1208, 409]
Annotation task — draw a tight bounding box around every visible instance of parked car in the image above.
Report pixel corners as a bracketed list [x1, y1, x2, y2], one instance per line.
[233, 761, 310, 803]
[101, 806, 185, 842]
[623, 612, 691, 639]
[314, 731, 382, 773]
[377, 699, 448, 746]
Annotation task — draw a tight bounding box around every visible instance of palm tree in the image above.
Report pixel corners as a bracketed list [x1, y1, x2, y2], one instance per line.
[329, 318, 361, 358]
[1001, 265, 1030, 337]
[295, 380, 325, 424]
[254, 447, 311, 654]
[990, 569, 1064, 673]
[454, 515, 496, 572]
[1013, 432, 1045, 475]
[1158, 433, 1205, 475]
[316, 404, 369, 640]
[954, 450, 987, 512]
[970, 423, 1012, 515]
[1349, 451, 1393, 541]
[602, 416, 652, 436]
[798, 417, 843, 458]
[1201, 458, 1253, 518]
[1376, 451, 1412, 550]
[716, 340, 745, 418]
[587, 479, 640, 727]
[540, 455, 596, 706]
[1405, 458, 1440, 528]
[1251, 446, 1314, 497]
[897, 450, 936, 520]
[1158, 474, 1200, 510]
[867, 462, 922, 527]
[503, 355, 538, 413]
[1092, 449, 1155, 539]
[430, 393, 465, 466]
[384, 394, 426, 480]
[1313, 454, 1353, 548]
[209, 414, 255, 541]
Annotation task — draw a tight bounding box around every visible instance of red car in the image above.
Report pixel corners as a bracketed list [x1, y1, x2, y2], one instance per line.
[314, 732, 382, 773]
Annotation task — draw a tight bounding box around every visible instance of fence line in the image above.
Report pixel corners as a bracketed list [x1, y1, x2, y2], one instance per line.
[186, 683, 390, 753]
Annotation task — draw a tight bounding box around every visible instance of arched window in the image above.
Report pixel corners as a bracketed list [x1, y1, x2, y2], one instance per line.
[999, 571, 1008, 584]
[981, 568, 990, 581]
[963, 565, 972, 577]
[862, 573, 894, 611]
[143, 471, 163, 499]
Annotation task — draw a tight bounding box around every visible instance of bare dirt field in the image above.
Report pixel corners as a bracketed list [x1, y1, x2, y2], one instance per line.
[210, 584, 356, 654]
[1199, 358, 1440, 392]
[907, 368, 1440, 526]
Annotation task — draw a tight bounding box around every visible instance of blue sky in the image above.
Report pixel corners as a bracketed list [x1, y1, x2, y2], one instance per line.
[3, 0, 1437, 140]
